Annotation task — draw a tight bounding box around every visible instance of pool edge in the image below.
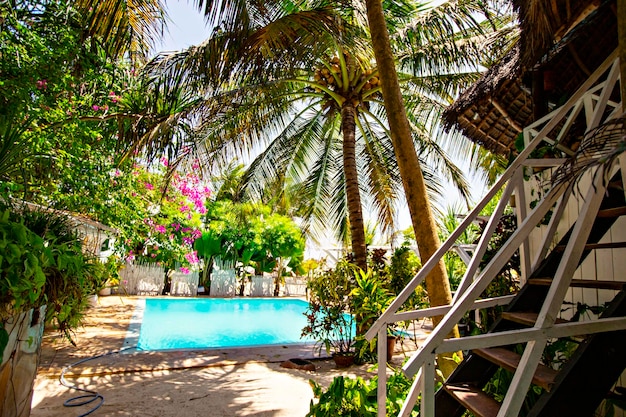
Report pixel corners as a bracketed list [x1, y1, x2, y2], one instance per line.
[122, 298, 145, 352]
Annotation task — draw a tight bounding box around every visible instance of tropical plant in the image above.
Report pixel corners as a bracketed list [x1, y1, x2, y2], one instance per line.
[386, 244, 422, 297]
[306, 367, 422, 417]
[0, 211, 50, 325]
[0, 206, 106, 340]
[350, 269, 393, 334]
[73, 0, 167, 64]
[196, 200, 305, 295]
[97, 162, 209, 278]
[349, 268, 397, 361]
[437, 205, 481, 291]
[302, 260, 357, 355]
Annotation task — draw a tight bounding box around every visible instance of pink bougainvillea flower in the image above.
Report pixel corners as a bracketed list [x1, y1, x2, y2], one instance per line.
[145, 182, 154, 190]
[92, 105, 100, 111]
[184, 251, 199, 265]
[179, 205, 190, 213]
[180, 267, 190, 274]
[154, 224, 167, 234]
[160, 157, 169, 167]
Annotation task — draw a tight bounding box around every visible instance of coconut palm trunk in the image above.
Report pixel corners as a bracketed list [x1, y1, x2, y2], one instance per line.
[364, 0, 461, 377]
[341, 100, 368, 272]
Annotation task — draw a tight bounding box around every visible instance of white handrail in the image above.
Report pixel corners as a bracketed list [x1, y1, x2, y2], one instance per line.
[370, 52, 622, 417]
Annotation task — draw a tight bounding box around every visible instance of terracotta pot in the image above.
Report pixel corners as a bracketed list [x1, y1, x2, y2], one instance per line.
[332, 353, 355, 368]
[387, 336, 397, 361]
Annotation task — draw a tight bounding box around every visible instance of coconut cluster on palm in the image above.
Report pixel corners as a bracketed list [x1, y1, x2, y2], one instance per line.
[309, 53, 382, 112]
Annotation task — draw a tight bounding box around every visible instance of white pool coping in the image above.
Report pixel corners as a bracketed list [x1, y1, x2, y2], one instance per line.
[122, 298, 145, 352]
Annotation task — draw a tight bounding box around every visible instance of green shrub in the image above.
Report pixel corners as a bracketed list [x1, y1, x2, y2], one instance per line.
[0, 207, 106, 358]
[306, 367, 420, 417]
[302, 260, 357, 355]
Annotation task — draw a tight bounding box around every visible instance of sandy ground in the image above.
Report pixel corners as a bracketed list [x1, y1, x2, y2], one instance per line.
[31, 296, 428, 417]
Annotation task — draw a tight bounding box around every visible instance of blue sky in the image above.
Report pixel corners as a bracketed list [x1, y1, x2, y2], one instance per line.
[158, 1, 212, 53]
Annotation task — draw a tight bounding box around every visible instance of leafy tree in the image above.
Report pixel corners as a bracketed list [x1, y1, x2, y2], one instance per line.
[0, 0, 173, 205]
[196, 200, 305, 295]
[139, 2, 511, 377]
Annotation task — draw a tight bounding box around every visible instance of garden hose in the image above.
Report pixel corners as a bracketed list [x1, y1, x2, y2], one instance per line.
[59, 345, 136, 416]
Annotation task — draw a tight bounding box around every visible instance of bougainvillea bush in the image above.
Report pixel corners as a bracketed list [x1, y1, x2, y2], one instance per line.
[99, 160, 211, 274]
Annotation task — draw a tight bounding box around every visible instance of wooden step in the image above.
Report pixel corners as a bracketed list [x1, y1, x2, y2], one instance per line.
[501, 311, 569, 327]
[597, 206, 626, 218]
[554, 241, 626, 251]
[444, 384, 500, 417]
[473, 348, 557, 392]
[528, 278, 626, 290]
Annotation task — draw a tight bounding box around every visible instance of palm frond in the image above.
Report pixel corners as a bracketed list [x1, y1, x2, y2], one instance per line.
[74, 0, 167, 63]
[0, 115, 33, 181]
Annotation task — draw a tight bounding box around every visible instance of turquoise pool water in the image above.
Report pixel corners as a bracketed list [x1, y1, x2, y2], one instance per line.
[136, 298, 316, 351]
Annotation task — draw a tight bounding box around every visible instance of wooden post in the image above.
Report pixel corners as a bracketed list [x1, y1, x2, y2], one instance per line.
[377, 326, 387, 417]
[617, 0, 626, 107]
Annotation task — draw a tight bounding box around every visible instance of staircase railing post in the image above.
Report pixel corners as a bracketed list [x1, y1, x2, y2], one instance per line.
[377, 325, 388, 417]
[420, 354, 436, 417]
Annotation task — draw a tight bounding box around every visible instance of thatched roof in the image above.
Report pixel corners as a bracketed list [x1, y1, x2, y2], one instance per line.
[443, 0, 618, 157]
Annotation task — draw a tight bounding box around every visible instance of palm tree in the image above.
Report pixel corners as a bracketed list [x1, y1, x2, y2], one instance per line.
[362, 0, 514, 377]
[143, 0, 495, 272]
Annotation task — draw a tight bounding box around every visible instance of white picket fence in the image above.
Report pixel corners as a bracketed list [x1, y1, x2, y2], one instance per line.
[170, 270, 199, 296]
[283, 277, 307, 296]
[249, 276, 274, 296]
[116, 262, 307, 297]
[118, 263, 165, 295]
[209, 267, 237, 296]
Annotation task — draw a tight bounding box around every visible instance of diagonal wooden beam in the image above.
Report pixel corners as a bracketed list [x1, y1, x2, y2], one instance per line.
[617, 0, 626, 107]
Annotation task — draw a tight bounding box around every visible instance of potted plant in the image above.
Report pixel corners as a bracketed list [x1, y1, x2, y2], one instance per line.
[302, 260, 357, 367]
[97, 256, 122, 296]
[303, 300, 356, 367]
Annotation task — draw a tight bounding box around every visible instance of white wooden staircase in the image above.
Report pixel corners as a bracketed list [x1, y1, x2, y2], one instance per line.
[366, 52, 626, 417]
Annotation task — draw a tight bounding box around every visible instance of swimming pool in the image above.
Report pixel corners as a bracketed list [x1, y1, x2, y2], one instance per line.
[132, 298, 316, 351]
